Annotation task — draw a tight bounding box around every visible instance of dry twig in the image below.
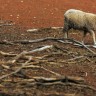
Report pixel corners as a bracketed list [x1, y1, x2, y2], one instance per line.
[12, 37, 96, 54]
[0, 56, 32, 80]
[10, 45, 53, 63]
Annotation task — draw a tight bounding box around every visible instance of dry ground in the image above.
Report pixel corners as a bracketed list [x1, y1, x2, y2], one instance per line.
[0, 0, 96, 28]
[0, 24, 96, 96]
[0, 0, 96, 96]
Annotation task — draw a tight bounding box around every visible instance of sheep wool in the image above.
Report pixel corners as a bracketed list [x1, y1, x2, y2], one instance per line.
[63, 9, 96, 45]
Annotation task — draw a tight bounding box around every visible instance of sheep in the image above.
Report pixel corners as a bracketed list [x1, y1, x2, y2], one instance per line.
[63, 9, 96, 45]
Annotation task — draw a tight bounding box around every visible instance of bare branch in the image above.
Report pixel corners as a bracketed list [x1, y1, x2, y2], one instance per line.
[0, 51, 16, 56]
[12, 37, 96, 54]
[0, 56, 32, 80]
[10, 45, 53, 63]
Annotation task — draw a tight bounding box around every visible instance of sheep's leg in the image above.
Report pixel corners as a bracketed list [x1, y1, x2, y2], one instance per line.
[63, 24, 69, 42]
[63, 19, 69, 39]
[81, 31, 87, 44]
[63, 31, 69, 43]
[63, 26, 68, 39]
[64, 31, 68, 38]
[90, 30, 96, 46]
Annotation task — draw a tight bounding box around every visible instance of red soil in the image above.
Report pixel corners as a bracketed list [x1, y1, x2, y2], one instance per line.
[0, 1, 96, 95]
[0, 0, 96, 28]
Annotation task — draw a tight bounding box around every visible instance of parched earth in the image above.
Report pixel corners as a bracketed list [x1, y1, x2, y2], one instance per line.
[0, 0, 96, 28]
[0, 0, 96, 96]
[0, 24, 96, 96]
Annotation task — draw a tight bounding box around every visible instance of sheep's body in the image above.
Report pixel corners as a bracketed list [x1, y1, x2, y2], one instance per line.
[63, 9, 96, 45]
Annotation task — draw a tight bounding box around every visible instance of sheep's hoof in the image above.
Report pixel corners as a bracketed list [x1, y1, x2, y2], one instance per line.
[93, 42, 96, 48]
[93, 45, 96, 48]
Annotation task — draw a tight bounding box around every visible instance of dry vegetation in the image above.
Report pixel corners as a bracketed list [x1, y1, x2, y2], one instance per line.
[0, 0, 96, 96]
[0, 21, 96, 96]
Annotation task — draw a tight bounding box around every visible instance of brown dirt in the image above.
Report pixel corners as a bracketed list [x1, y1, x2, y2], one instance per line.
[0, 25, 96, 96]
[0, 0, 96, 28]
[0, 0, 96, 96]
